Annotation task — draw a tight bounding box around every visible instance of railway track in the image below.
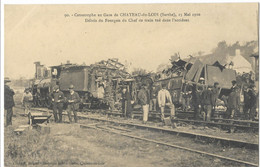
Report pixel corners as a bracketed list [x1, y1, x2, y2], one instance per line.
[80, 123, 258, 167]
[84, 109, 258, 131]
[16, 106, 258, 150]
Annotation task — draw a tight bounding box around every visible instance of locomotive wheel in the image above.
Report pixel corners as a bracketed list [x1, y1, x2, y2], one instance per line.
[45, 98, 52, 108]
[37, 100, 44, 107]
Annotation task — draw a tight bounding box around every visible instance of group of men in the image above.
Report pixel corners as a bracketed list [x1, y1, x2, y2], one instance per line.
[124, 78, 258, 124]
[193, 79, 258, 121]
[192, 81, 221, 121]
[50, 84, 80, 123]
[137, 83, 175, 124]
[4, 77, 81, 126]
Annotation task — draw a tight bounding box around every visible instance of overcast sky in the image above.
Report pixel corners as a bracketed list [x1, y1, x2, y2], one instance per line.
[4, 3, 258, 79]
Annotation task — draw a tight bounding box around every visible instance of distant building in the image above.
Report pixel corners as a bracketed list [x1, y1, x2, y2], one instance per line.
[226, 49, 253, 74]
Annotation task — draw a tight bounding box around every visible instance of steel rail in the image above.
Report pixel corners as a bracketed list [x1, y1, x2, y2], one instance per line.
[14, 106, 259, 150]
[80, 124, 258, 167]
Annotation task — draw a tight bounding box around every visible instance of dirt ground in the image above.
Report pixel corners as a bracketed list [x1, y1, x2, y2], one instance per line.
[4, 107, 258, 167]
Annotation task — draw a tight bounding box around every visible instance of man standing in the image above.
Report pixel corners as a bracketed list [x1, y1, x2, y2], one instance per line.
[67, 85, 80, 123]
[226, 80, 240, 119]
[158, 83, 175, 122]
[150, 86, 157, 111]
[201, 86, 214, 121]
[138, 83, 150, 124]
[243, 86, 250, 119]
[211, 82, 220, 117]
[248, 85, 257, 120]
[192, 84, 202, 119]
[21, 88, 33, 115]
[121, 86, 133, 118]
[4, 77, 15, 126]
[50, 85, 65, 123]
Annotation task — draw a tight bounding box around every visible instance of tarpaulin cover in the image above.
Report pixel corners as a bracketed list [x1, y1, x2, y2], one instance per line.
[205, 65, 236, 89]
[185, 59, 203, 82]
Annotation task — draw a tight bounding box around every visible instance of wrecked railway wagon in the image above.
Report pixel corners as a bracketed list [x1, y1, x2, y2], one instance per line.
[30, 59, 134, 109]
[154, 58, 237, 111]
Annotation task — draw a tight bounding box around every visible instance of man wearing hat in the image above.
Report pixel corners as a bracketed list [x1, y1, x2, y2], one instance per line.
[248, 85, 258, 120]
[201, 86, 214, 121]
[50, 85, 65, 123]
[4, 77, 15, 126]
[121, 85, 133, 117]
[226, 80, 240, 119]
[138, 83, 150, 124]
[211, 82, 220, 117]
[67, 85, 80, 123]
[158, 83, 175, 122]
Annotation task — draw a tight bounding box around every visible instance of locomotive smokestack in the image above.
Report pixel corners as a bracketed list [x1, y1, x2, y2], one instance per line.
[67, 60, 70, 64]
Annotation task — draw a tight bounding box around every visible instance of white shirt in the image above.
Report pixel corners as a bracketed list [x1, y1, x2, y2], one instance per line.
[21, 92, 33, 103]
[97, 87, 105, 99]
[158, 89, 172, 107]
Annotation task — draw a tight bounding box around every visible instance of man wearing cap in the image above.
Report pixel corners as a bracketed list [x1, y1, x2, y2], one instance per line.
[248, 85, 258, 120]
[211, 82, 220, 117]
[201, 86, 214, 121]
[50, 85, 65, 123]
[21, 88, 33, 115]
[226, 80, 240, 119]
[67, 85, 80, 123]
[4, 77, 15, 126]
[158, 83, 175, 122]
[138, 83, 150, 124]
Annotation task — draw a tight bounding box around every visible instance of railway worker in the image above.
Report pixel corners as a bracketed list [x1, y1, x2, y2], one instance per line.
[4, 77, 15, 127]
[243, 85, 250, 119]
[121, 85, 133, 117]
[158, 83, 175, 123]
[150, 86, 157, 111]
[248, 85, 257, 120]
[226, 80, 240, 119]
[21, 88, 33, 115]
[201, 86, 214, 121]
[211, 82, 220, 118]
[50, 85, 65, 123]
[67, 85, 80, 123]
[192, 84, 201, 119]
[138, 83, 150, 124]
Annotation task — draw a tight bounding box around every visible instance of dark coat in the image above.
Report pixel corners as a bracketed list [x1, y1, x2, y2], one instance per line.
[50, 91, 65, 104]
[201, 89, 214, 106]
[212, 87, 220, 106]
[243, 90, 250, 108]
[67, 91, 80, 110]
[227, 86, 240, 109]
[122, 90, 133, 115]
[138, 88, 150, 105]
[248, 89, 257, 107]
[4, 85, 15, 109]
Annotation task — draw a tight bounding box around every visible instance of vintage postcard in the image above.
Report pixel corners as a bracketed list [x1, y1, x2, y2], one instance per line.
[2, 2, 259, 167]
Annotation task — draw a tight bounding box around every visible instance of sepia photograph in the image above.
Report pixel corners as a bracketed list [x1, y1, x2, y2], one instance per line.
[2, 2, 259, 167]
